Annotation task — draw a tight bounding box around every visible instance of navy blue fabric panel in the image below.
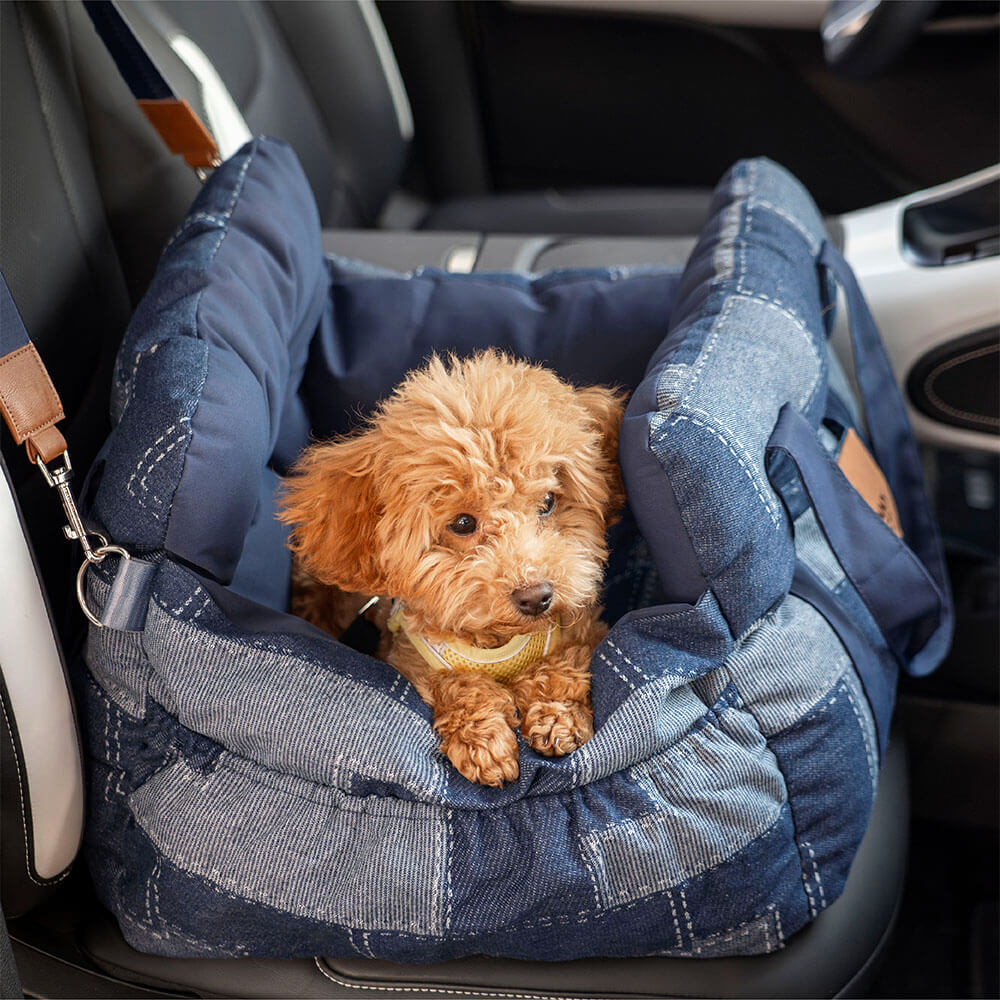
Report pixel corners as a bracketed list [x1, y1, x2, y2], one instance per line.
[618, 367, 706, 606]
[791, 564, 896, 758]
[91, 336, 206, 552]
[0, 273, 30, 356]
[768, 689, 878, 924]
[307, 264, 682, 436]
[768, 404, 948, 690]
[164, 140, 327, 581]
[228, 466, 292, 611]
[91, 138, 327, 583]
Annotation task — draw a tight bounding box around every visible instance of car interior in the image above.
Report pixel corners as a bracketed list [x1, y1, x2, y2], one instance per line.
[0, 1, 997, 998]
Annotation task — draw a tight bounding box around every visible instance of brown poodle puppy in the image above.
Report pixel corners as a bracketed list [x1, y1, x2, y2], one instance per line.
[278, 351, 625, 786]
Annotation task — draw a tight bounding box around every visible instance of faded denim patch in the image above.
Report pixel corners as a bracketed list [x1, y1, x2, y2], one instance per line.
[129, 752, 449, 933]
[725, 594, 852, 736]
[650, 904, 785, 957]
[794, 507, 846, 592]
[141, 597, 447, 800]
[580, 695, 785, 908]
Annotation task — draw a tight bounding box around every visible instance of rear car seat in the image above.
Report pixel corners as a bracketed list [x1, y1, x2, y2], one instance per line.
[1, 2, 907, 996]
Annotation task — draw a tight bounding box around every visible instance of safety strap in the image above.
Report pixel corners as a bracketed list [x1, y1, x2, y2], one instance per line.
[82, 0, 220, 175]
[0, 273, 147, 629]
[0, 275, 67, 465]
[817, 241, 953, 678]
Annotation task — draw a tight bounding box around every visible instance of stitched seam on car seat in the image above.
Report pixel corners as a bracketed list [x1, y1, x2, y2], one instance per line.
[312, 957, 582, 1000]
[0, 690, 72, 887]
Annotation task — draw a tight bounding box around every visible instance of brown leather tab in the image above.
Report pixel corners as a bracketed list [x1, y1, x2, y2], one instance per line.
[25, 423, 68, 465]
[838, 427, 904, 538]
[137, 98, 221, 169]
[0, 343, 67, 462]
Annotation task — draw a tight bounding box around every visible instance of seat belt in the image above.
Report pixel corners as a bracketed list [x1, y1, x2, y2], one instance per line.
[0, 272, 145, 629]
[82, 0, 220, 177]
[3, 3, 223, 627]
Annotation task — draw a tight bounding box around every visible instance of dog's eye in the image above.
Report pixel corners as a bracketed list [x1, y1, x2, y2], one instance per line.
[539, 492, 556, 517]
[447, 513, 478, 536]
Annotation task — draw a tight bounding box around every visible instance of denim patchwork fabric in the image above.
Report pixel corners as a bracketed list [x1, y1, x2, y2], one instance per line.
[79, 141, 949, 961]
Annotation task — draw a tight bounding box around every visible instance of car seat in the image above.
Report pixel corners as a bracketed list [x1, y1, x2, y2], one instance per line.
[1, 2, 907, 996]
[113, 0, 716, 235]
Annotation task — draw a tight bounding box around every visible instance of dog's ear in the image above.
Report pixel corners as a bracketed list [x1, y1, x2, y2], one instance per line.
[277, 431, 387, 595]
[571, 385, 628, 522]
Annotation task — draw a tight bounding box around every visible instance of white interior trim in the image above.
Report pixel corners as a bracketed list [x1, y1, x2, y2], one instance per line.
[356, 0, 414, 143]
[168, 33, 253, 160]
[0, 466, 84, 880]
[838, 165, 1000, 453]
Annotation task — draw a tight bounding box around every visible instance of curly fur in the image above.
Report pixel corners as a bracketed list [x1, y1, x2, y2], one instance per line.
[278, 351, 625, 785]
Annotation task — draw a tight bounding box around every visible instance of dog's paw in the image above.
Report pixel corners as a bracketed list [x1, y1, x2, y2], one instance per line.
[521, 700, 594, 757]
[440, 719, 520, 787]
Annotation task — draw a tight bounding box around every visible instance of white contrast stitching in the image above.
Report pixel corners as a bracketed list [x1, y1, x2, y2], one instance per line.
[604, 639, 649, 682]
[841, 682, 878, 791]
[668, 413, 782, 527]
[746, 197, 819, 251]
[803, 842, 827, 911]
[594, 649, 635, 690]
[665, 889, 684, 949]
[678, 888, 694, 949]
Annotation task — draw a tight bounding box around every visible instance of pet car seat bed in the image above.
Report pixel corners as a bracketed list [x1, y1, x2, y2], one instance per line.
[78, 139, 950, 962]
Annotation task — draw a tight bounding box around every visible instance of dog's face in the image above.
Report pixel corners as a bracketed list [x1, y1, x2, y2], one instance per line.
[279, 352, 625, 646]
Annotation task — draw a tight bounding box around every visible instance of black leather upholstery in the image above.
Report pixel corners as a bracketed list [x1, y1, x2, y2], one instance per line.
[419, 187, 715, 236]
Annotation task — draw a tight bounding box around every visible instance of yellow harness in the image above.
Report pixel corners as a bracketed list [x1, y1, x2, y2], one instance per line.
[387, 603, 560, 683]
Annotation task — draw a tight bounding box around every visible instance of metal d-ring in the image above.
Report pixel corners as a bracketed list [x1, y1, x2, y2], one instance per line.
[76, 541, 131, 628]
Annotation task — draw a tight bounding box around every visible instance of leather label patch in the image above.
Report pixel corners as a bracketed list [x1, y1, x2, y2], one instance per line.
[838, 428, 903, 538]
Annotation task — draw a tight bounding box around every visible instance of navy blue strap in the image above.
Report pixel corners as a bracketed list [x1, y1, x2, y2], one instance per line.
[791, 561, 893, 757]
[818, 242, 953, 676]
[769, 405, 950, 680]
[82, 1, 220, 172]
[0, 273, 30, 357]
[82, 0, 172, 101]
[99, 555, 157, 632]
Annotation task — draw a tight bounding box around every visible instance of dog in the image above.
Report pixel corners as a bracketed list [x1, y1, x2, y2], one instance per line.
[278, 351, 625, 786]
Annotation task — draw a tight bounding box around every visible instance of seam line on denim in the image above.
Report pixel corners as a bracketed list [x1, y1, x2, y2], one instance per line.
[803, 841, 827, 911]
[122, 341, 161, 416]
[841, 679, 878, 790]
[665, 888, 684, 949]
[594, 649, 635, 690]
[667, 413, 782, 528]
[745, 197, 820, 253]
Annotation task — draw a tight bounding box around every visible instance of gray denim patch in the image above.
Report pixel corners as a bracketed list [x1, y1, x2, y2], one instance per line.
[725, 595, 852, 737]
[580, 706, 785, 908]
[650, 903, 785, 957]
[129, 752, 449, 933]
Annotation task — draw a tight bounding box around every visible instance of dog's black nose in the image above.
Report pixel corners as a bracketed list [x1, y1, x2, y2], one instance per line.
[511, 582, 554, 617]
